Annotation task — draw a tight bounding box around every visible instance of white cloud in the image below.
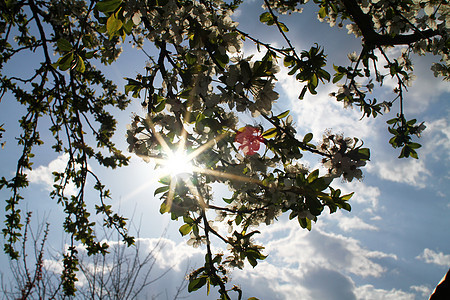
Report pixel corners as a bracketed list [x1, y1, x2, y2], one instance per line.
[355, 284, 415, 300]
[235, 263, 357, 300]
[232, 257, 419, 300]
[27, 153, 77, 195]
[422, 117, 450, 163]
[43, 258, 64, 275]
[416, 248, 450, 267]
[280, 74, 375, 140]
[233, 262, 307, 299]
[225, 219, 415, 300]
[232, 8, 242, 18]
[337, 215, 378, 232]
[402, 68, 450, 115]
[410, 285, 432, 298]
[370, 158, 431, 188]
[322, 210, 379, 231]
[258, 220, 396, 278]
[135, 237, 204, 271]
[337, 181, 381, 211]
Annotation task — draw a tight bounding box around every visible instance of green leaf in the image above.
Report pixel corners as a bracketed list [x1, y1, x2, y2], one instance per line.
[388, 127, 398, 135]
[409, 142, 421, 149]
[406, 119, 417, 125]
[310, 73, 318, 89]
[318, 6, 327, 18]
[159, 202, 169, 214]
[96, 0, 122, 13]
[399, 146, 410, 158]
[57, 38, 72, 52]
[154, 185, 170, 196]
[153, 99, 166, 113]
[186, 53, 197, 65]
[284, 56, 295, 67]
[188, 276, 207, 292]
[247, 255, 257, 267]
[183, 215, 194, 223]
[332, 73, 344, 83]
[214, 52, 229, 69]
[85, 51, 95, 59]
[58, 52, 74, 71]
[259, 12, 273, 23]
[276, 110, 290, 119]
[106, 13, 123, 36]
[341, 202, 351, 211]
[223, 197, 233, 204]
[306, 196, 323, 216]
[341, 192, 354, 201]
[235, 214, 242, 225]
[386, 118, 398, 125]
[75, 55, 85, 73]
[357, 148, 370, 160]
[278, 21, 289, 32]
[311, 177, 329, 191]
[159, 176, 171, 185]
[262, 128, 277, 139]
[122, 18, 134, 34]
[288, 64, 299, 75]
[124, 78, 143, 97]
[299, 86, 308, 100]
[318, 69, 331, 82]
[307, 169, 319, 183]
[179, 224, 192, 236]
[298, 217, 312, 231]
[303, 133, 313, 143]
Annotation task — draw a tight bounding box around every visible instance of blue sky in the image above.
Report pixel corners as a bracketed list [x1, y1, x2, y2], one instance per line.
[1, 1, 449, 299]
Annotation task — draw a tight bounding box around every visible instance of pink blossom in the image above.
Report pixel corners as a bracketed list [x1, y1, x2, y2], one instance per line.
[235, 126, 265, 155]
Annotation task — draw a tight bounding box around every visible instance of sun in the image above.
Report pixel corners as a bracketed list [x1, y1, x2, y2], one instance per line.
[159, 148, 194, 177]
[140, 111, 262, 212]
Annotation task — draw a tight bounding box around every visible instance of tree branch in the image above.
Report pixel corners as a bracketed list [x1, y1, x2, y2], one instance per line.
[341, 0, 442, 47]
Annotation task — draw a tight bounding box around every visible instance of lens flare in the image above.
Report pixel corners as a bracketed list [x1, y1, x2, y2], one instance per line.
[139, 94, 262, 214]
[160, 149, 194, 177]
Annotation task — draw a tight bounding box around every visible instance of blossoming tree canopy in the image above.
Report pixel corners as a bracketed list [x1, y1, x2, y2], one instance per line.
[0, 0, 448, 298]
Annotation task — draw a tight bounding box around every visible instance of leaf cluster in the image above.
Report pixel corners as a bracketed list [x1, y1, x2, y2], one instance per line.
[387, 115, 424, 159]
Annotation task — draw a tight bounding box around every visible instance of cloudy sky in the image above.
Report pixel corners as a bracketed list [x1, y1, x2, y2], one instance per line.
[1, 1, 449, 299]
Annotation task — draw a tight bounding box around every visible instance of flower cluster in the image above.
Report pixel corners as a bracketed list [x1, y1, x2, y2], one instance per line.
[222, 57, 280, 116]
[318, 131, 368, 182]
[187, 232, 206, 248]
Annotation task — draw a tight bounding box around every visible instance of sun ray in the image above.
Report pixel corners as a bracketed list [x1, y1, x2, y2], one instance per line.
[143, 129, 263, 213]
[144, 116, 172, 154]
[192, 167, 263, 185]
[165, 178, 176, 213]
[142, 73, 262, 214]
[186, 132, 229, 162]
[184, 178, 207, 210]
[178, 73, 200, 152]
